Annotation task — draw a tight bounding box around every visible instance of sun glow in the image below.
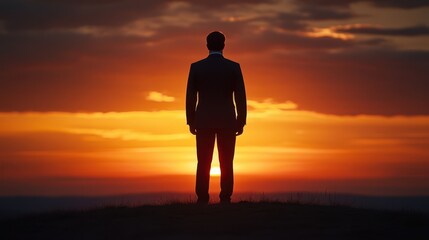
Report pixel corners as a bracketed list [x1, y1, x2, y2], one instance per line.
[210, 167, 221, 176]
[306, 27, 354, 40]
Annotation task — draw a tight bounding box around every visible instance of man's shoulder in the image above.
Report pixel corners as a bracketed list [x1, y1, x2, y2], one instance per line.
[191, 58, 209, 66]
[223, 57, 240, 67]
[191, 57, 240, 67]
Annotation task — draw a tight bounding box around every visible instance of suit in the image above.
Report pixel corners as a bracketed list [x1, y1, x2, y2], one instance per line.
[186, 53, 247, 203]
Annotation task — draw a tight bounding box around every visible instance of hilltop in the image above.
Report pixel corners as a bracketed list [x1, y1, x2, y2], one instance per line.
[2, 201, 428, 239]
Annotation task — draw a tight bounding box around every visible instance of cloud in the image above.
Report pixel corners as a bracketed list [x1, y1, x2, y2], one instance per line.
[0, 0, 428, 116]
[0, 0, 271, 32]
[295, 0, 429, 9]
[297, 5, 356, 20]
[335, 24, 429, 37]
[267, 48, 429, 116]
[0, 0, 164, 31]
[66, 128, 189, 141]
[146, 91, 175, 103]
[248, 99, 298, 111]
[1, 25, 428, 115]
[306, 27, 355, 40]
[234, 29, 354, 53]
[370, 0, 429, 9]
[2, 111, 429, 186]
[294, 0, 355, 8]
[263, 4, 357, 33]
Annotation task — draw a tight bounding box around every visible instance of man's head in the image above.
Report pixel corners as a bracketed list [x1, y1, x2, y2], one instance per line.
[206, 31, 225, 51]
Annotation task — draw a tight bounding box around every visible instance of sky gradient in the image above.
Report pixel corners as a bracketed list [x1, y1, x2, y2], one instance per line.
[1, 0, 429, 196]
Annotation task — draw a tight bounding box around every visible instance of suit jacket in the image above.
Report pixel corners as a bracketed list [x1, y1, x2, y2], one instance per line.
[186, 54, 247, 129]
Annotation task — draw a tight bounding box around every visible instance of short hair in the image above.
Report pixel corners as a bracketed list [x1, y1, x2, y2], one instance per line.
[206, 31, 225, 51]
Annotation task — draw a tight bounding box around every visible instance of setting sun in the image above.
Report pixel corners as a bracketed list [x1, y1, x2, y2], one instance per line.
[210, 167, 221, 177]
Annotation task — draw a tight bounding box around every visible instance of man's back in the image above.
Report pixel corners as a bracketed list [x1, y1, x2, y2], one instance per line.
[186, 54, 246, 129]
[186, 31, 247, 204]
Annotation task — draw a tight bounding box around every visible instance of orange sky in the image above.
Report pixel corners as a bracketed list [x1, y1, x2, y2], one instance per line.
[1, 110, 428, 196]
[1, 0, 429, 196]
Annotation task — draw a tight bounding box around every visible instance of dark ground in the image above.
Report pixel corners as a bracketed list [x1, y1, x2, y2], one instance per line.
[1, 201, 428, 240]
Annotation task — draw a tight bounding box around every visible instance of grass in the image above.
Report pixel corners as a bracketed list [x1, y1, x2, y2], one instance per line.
[2, 200, 428, 240]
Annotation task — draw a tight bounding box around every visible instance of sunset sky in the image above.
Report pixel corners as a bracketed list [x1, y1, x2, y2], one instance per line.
[1, 0, 429, 197]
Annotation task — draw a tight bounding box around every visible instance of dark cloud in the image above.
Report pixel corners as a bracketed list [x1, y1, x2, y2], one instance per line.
[337, 25, 429, 37]
[371, 0, 429, 9]
[0, 0, 165, 31]
[0, 0, 272, 31]
[261, 48, 429, 116]
[0, 0, 428, 116]
[271, 5, 356, 32]
[262, 5, 357, 33]
[1, 23, 429, 115]
[357, 38, 389, 46]
[294, 0, 356, 8]
[186, 0, 275, 7]
[234, 30, 354, 52]
[274, 13, 309, 31]
[298, 5, 356, 20]
[295, 0, 429, 9]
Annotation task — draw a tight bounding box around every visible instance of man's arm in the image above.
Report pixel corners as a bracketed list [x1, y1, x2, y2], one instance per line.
[234, 63, 247, 135]
[186, 64, 197, 134]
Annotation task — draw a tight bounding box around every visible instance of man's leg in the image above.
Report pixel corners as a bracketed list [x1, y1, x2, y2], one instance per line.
[217, 129, 236, 203]
[196, 128, 215, 203]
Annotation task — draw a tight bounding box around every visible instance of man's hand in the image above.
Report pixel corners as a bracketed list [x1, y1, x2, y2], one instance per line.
[189, 125, 197, 135]
[236, 126, 244, 136]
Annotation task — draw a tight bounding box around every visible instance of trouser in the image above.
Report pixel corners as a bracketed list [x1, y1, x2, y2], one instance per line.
[195, 128, 236, 203]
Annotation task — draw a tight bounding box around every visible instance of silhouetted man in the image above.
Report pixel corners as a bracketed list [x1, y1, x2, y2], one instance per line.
[186, 31, 247, 204]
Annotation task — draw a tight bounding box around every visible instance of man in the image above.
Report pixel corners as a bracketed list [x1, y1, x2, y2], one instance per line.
[186, 31, 247, 204]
